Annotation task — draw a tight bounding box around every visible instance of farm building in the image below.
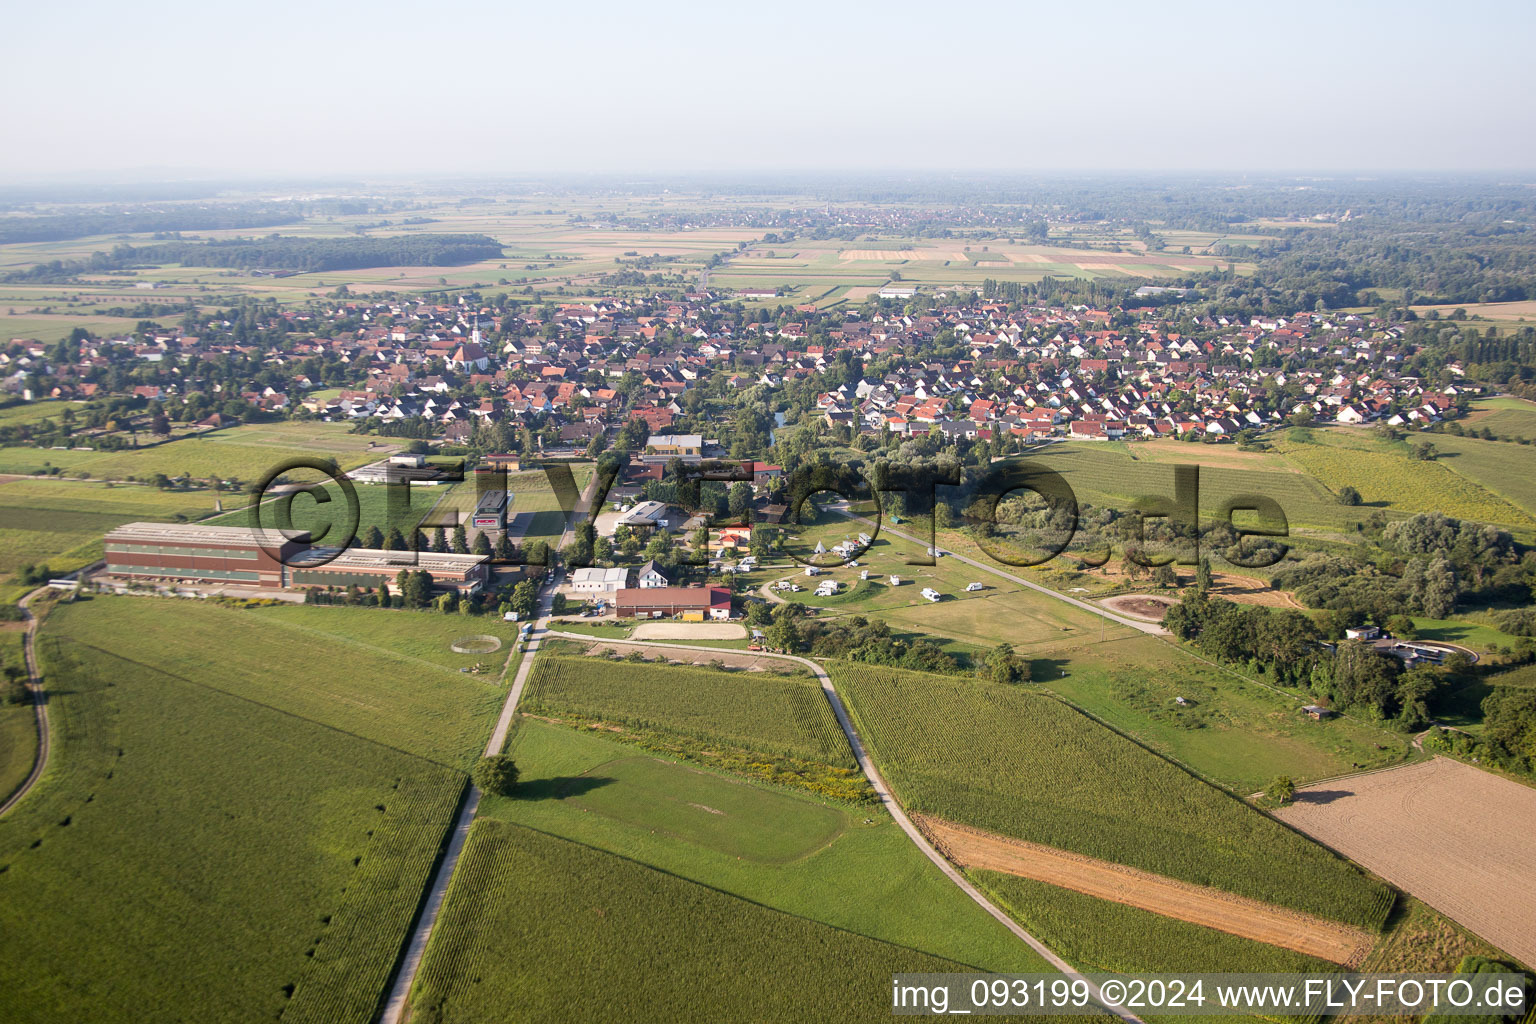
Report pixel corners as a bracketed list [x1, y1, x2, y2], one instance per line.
[617, 500, 670, 529]
[288, 548, 490, 594]
[1302, 705, 1337, 721]
[483, 452, 525, 471]
[645, 434, 703, 458]
[570, 567, 629, 593]
[349, 457, 454, 486]
[470, 489, 509, 531]
[102, 522, 489, 594]
[614, 586, 731, 621]
[104, 522, 308, 589]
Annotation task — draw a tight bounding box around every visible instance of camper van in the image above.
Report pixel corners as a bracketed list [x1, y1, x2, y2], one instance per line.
[965, 582, 983, 592]
[889, 575, 902, 586]
[921, 587, 941, 603]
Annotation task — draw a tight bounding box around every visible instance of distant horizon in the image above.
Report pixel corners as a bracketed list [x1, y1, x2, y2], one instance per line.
[7, 0, 1533, 182]
[3, 168, 1535, 193]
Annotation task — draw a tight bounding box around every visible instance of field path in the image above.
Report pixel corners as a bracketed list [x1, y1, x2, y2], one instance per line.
[543, 630, 1145, 1024]
[918, 815, 1373, 965]
[0, 586, 53, 817]
[830, 507, 1166, 635]
[380, 467, 606, 1022]
[378, 584, 558, 1024]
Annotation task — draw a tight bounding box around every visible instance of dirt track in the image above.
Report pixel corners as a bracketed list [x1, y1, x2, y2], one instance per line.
[917, 815, 1375, 966]
[1099, 594, 1177, 622]
[1275, 758, 1536, 969]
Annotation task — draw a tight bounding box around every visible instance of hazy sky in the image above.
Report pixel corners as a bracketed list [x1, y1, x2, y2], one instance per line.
[6, 0, 1535, 181]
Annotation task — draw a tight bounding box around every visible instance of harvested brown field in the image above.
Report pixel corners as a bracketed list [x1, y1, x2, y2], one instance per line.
[1209, 572, 1303, 608]
[1275, 758, 1536, 969]
[918, 815, 1376, 965]
[837, 248, 966, 261]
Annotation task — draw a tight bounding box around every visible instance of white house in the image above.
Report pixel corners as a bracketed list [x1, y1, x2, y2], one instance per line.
[636, 560, 675, 589]
[571, 567, 629, 594]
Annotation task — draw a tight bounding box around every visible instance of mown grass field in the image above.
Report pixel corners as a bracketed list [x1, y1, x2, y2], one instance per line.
[1041, 635, 1412, 790]
[1424, 432, 1536, 521]
[52, 596, 504, 768]
[524, 654, 848, 764]
[0, 421, 388, 479]
[1031, 442, 1375, 533]
[522, 653, 867, 800]
[562, 754, 848, 863]
[409, 818, 1041, 1023]
[975, 872, 1337, 974]
[250, 603, 518, 671]
[831, 661, 1393, 929]
[488, 721, 1049, 974]
[0, 604, 466, 1024]
[0, 400, 88, 429]
[1272, 430, 1536, 529]
[1465, 396, 1536, 435]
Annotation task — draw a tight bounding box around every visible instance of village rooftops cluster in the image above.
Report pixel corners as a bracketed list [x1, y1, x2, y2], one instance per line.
[5, 291, 1476, 444]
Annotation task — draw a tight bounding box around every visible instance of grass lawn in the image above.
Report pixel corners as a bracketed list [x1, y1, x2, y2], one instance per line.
[408, 818, 1040, 1024]
[1465, 396, 1536, 437]
[1041, 634, 1413, 790]
[1407, 614, 1526, 655]
[0, 605, 465, 1023]
[46, 597, 505, 769]
[250, 603, 520, 673]
[559, 754, 848, 863]
[830, 660, 1393, 930]
[545, 619, 632, 639]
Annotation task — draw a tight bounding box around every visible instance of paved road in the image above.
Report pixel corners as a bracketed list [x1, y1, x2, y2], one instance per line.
[0, 586, 54, 818]
[833, 508, 1166, 636]
[377, 585, 557, 1024]
[542, 630, 1145, 1024]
